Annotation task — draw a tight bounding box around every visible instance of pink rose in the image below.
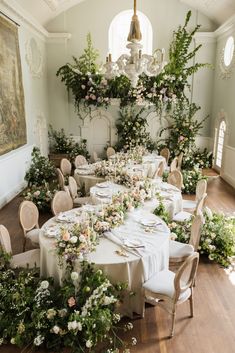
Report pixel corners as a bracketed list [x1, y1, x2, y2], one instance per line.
[179, 136, 184, 141]
[62, 230, 70, 241]
[68, 297, 76, 307]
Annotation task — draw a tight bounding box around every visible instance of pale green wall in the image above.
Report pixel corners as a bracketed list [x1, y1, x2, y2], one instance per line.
[46, 0, 216, 139]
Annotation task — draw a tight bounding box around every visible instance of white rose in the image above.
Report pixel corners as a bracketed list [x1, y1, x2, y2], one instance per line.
[10, 338, 16, 345]
[71, 272, 79, 281]
[70, 236, 78, 244]
[40, 280, 49, 289]
[34, 335, 44, 346]
[77, 322, 82, 331]
[86, 340, 93, 348]
[103, 295, 116, 305]
[52, 325, 60, 334]
[79, 235, 86, 242]
[68, 321, 79, 331]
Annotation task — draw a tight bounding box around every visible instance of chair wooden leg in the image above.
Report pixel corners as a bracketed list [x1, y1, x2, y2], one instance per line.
[170, 310, 176, 337]
[189, 289, 194, 317]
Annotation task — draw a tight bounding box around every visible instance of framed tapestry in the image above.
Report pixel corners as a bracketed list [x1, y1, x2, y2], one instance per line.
[0, 15, 27, 156]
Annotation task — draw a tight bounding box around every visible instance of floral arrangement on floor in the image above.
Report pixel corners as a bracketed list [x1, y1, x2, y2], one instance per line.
[23, 183, 57, 212]
[57, 12, 207, 113]
[162, 167, 207, 194]
[0, 253, 135, 353]
[25, 147, 57, 187]
[23, 148, 59, 211]
[182, 148, 213, 170]
[168, 208, 235, 267]
[115, 107, 151, 151]
[49, 125, 90, 161]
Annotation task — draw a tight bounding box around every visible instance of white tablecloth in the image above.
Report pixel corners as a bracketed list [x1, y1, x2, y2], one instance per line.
[142, 154, 167, 178]
[90, 182, 127, 204]
[74, 172, 105, 194]
[40, 208, 170, 317]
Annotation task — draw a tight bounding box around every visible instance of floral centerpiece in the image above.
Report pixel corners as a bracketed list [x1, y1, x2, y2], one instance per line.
[23, 183, 57, 211]
[56, 223, 98, 265]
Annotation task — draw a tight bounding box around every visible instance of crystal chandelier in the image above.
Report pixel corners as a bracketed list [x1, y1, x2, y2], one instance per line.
[104, 0, 167, 87]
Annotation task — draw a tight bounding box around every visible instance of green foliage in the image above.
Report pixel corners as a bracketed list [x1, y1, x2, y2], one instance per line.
[159, 99, 207, 156]
[116, 107, 151, 151]
[182, 168, 207, 194]
[23, 183, 57, 211]
[153, 193, 171, 224]
[25, 147, 57, 187]
[56, 12, 209, 113]
[182, 148, 213, 170]
[0, 262, 132, 352]
[164, 10, 209, 95]
[169, 209, 235, 267]
[162, 168, 207, 194]
[49, 125, 90, 161]
[74, 32, 100, 74]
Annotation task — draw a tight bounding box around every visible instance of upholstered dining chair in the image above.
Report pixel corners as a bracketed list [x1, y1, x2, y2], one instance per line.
[160, 147, 170, 165]
[153, 160, 165, 179]
[93, 151, 101, 163]
[19, 200, 40, 251]
[106, 147, 116, 159]
[74, 155, 88, 168]
[143, 252, 199, 337]
[173, 193, 207, 223]
[170, 157, 178, 172]
[68, 176, 91, 206]
[177, 152, 184, 171]
[167, 170, 183, 191]
[60, 158, 72, 176]
[51, 191, 73, 216]
[169, 213, 204, 266]
[183, 179, 207, 211]
[56, 168, 65, 189]
[0, 224, 40, 269]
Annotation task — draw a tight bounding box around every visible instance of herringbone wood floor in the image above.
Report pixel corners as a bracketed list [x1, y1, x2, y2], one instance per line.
[0, 175, 235, 353]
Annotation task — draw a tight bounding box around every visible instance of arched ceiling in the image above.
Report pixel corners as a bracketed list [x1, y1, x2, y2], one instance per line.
[9, 0, 235, 28]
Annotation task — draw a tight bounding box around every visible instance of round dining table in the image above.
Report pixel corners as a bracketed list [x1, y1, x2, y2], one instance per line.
[40, 206, 170, 318]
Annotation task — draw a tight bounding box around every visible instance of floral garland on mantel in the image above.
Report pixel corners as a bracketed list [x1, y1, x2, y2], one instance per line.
[56, 11, 208, 115]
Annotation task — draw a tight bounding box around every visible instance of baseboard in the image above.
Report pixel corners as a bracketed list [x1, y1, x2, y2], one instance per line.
[221, 172, 235, 190]
[0, 181, 27, 210]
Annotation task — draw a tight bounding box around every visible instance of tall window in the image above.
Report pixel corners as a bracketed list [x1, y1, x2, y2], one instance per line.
[109, 10, 153, 61]
[215, 120, 226, 168]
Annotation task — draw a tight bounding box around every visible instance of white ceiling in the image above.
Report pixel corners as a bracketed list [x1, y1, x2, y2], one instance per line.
[10, 0, 235, 28]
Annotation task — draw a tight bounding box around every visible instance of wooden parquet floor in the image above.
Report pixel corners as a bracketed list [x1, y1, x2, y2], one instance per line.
[0, 175, 235, 353]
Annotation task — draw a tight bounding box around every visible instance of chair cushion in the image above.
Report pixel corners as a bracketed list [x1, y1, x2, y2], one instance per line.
[26, 229, 40, 246]
[182, 200, 197, 210]
[11, 249, 40, 269]
[143, 270, 191, 301]
[169, 240, 194, 259]
[173, 211, 193, 222]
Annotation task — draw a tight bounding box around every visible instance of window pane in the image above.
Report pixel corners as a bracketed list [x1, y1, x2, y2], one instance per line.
[109, 10, 153, 61]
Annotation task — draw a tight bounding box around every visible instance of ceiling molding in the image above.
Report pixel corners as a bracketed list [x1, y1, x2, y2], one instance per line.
[214, 14, 235, 39]
[1, 0, 48, 40]
[1, 0, 71, 42]
[194, 32, 216, 43]
[43, 0, 58, 11]
[47, 32, 72, 43]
